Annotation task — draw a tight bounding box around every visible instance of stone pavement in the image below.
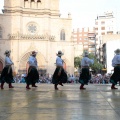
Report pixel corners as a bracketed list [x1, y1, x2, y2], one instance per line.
[0, 83, 120, 120]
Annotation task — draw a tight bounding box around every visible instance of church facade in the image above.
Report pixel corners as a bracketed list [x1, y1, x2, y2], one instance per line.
[0, 0, 74, 75]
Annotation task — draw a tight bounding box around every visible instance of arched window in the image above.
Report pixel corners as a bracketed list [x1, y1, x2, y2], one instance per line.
[24, 0, 41, 2]
[0, 26, 2, 39]
[60, 29, 65, 40]
[37, 0, 41, 2]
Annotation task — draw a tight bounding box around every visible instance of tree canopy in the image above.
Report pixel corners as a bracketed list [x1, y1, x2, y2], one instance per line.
[74, 56, 82, 68]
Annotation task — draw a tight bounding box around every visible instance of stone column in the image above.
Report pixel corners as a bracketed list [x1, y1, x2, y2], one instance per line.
[31, 1, 35, 8]
[35, 0, 38, 8]
[28, 0, 31, 8]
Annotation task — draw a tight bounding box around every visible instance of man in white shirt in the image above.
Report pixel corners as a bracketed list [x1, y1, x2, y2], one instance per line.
[25, 51, 39, 89]
[52, 51, 67, 90]
[79, 51, 94, 90]
[0, 50, 14, 89]
[110, 49, 120, 89]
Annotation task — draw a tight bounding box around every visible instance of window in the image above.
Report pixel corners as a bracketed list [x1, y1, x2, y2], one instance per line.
[90, 37, 95, 40]
[101, 21, 105, 25]
[60, 29, 65, 40]
[96, 33, 98, 35]
[107, 31, 113, 35]
[84, 42, 88, 44]
[37, 0, 41, 2]
[28, 24, 37, 33]
[95, 27, 98, 30]
[101, 27, 105, 30]
[84, 38, 88, 40]
[0, 26, 2, 39]
[73, 34, 77, 37]
[27, 22, 38, 34]
[24, 0, 41, 2]
[84, 33, 88, 36]
[101, 32, 105, 35]
[95, 22, 98, 25]
[96, 38, 98, 41]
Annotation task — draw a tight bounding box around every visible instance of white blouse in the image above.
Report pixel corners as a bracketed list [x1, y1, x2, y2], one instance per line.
[28, 56, 38, 68]
[56, 56, 63, 66]
[5, 56, 13, 66]
[81, 57, 94, 67]
[112, 55, 120, 67]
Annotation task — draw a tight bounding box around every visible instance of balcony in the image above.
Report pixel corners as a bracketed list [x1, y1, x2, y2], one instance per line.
[88, 34, 96, 38]
[83, 46, 88, 48]
[89, 50, 95, 53]
[107, 31, 113, 34]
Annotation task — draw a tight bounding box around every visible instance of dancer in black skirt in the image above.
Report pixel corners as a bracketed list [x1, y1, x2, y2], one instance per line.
[110, 49, 120, 89]
[52, 51, 67, 90]
[79, 51, 94, 90]
[25, 51, 39, 89]
[0, 50, 14, 89]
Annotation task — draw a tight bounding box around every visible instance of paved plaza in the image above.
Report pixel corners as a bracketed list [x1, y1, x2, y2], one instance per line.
[0, 84, 120, 120]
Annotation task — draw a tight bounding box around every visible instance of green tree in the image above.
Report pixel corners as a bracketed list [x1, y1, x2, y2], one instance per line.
[88, 53, 103, 73]
[74, 56, 82, 69]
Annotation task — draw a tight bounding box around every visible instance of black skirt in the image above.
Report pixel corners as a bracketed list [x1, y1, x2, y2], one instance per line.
[52, 67, 67, 84]
[0, 66, 14, 83]
[110, 66, 120, 85]
[25, 66, 39, 85]
[79, 68, 91, 85]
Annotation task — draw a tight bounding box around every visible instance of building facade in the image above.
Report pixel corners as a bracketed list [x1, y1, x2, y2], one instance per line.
[0, 0, 74, 75]
[103, 40, 120, 73]
[72, 27, 96, 56]
[102, 35, 120, 73]
[95, 11, 117, 63]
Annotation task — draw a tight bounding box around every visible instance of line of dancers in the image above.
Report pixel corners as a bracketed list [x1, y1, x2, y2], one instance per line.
[0, 49, 120, 90]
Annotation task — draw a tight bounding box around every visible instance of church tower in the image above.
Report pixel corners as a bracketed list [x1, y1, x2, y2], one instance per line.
[4, 0, 24, 11]
[3, 0, 60, 16]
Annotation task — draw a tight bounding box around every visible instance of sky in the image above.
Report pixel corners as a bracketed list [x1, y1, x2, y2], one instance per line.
[0, 0, 120, 29]
[60, 0, 120, 28]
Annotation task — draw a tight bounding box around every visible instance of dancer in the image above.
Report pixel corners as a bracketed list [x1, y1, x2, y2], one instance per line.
[110, 49, 120, 89]
[0, 50, 14, 89]
[25, 51, 39, 89]
[79, 51, 94, 90]
[52, 51, 67, 90]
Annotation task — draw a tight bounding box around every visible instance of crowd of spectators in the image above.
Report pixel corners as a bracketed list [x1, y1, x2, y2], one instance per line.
[89, 73, 111, 84]
[9, 73, 120, 85]
[13, 74, 52, 84]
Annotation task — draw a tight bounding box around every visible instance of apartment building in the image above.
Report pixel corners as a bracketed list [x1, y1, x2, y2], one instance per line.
[73, 27, 96, 57]
[95, 11, 116, 63]
[102, 40, 120, 73]
[102, 34, 120, 72]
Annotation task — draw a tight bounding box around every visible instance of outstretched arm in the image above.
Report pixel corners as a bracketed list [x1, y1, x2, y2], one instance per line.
[85, 58, 94, 65]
